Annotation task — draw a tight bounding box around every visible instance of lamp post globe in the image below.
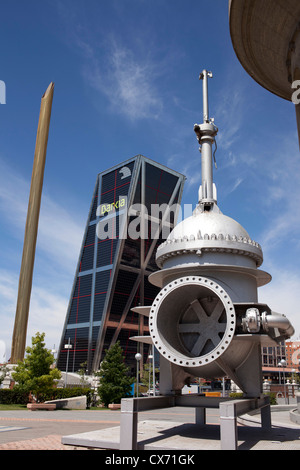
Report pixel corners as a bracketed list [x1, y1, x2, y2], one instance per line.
[135, 353, 142, 398]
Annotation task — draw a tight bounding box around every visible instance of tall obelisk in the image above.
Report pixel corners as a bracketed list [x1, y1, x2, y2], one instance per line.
[11, 83, 54, 363]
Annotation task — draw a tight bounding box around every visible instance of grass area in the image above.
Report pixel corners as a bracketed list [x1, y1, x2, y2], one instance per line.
[0, 403, 111, 411]
[89, 406, 110, 411]
[0, 404, 28, 410]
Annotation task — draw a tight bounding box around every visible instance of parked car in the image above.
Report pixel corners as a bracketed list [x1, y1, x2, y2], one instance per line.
[146, 386, 160, 396]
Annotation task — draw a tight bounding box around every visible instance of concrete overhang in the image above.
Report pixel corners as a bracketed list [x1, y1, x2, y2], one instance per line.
[229, 0, 300, 101]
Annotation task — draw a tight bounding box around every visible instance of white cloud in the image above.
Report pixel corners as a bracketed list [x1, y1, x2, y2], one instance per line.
[259, 266, 300, 342]
[0, 158, 83, 271]
[37, 196, 84, 270]
[27, 283, 69, 349]
[0, 271, 18, 355]
[224, 176, 244, 198]
[254, 136, 300, 340]
[54, 2, 165, 121]
[258, 138, 300, 253]
[0, 158, 84, 358]
[82, 39, 164, 121]
[0, 160, 28, 229]
[213, 67, 248, 152]
[216, 91, 245, 151]
[0, 268, 68, 361]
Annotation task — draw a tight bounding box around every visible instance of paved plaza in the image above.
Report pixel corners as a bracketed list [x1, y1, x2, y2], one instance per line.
[0, 405, 299, 451]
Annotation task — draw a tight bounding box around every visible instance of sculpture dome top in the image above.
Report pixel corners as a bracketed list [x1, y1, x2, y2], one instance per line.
[169, 209, 250, 242]
[156, 205, 263, 269]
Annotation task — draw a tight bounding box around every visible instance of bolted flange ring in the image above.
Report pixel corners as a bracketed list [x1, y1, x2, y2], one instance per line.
[149, 276, 236, 368]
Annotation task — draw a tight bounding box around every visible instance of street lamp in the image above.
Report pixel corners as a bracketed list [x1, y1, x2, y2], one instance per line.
[135, 353, 142, 398]
[51, 345, 57, 368]
[292, 369, 296, 385]
[147, 346, 156, 396]
[279, 359, 287, 404]
[152, 346, 156, 396]
[64, 338, 72, 388]
[148, 353, 153, 394]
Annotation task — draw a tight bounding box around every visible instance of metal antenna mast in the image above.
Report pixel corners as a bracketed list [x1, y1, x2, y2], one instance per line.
[194, 70, 218, 210]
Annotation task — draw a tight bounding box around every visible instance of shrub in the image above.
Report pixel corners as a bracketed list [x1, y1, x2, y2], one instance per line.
[0, 387, 93, 407]
[31, 387, 93, 407]
[0, 389, 29, 405]
[229, 392, 243, 399]
[229, 391, 277, 405]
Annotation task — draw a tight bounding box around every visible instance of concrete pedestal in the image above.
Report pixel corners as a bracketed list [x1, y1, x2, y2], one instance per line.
[62, 394, 271, 451]
[119, 395, 271, 451]
[290, 392, 300, 425]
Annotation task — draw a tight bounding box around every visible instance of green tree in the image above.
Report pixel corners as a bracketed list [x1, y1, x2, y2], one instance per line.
[96, 341, 134, 407]
[12, 332, 61, 402]
[78, 361, 88, 384]
[141, 362, 159, 388]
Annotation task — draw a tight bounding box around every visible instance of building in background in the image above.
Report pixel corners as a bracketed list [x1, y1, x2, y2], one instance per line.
[262, 340, 300, 383]
[285, 340, 300, 370]
[56, 155, 185, 374]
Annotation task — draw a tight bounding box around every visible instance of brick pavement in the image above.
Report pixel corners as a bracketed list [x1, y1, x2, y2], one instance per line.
[0, 410, 120, 450]
[0, 434, 75, 450]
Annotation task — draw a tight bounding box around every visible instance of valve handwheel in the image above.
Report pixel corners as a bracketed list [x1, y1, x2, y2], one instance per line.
[178, 296, 227, 357]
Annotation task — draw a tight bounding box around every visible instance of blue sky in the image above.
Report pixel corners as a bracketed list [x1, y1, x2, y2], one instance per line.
[0, 0, 299, 361]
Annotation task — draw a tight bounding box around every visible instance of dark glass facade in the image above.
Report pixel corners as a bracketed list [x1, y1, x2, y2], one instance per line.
[57, 155, 185, 374]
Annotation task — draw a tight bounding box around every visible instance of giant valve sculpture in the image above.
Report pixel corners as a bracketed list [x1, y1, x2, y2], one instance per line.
[132, 71, 294, 398]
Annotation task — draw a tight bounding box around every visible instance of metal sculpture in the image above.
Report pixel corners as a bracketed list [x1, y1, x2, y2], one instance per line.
[132, 71, 294, 398]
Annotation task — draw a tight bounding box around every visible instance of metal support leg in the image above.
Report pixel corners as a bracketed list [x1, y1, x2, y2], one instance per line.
[120, 400, 138, 450]
[195, 407, 206, 425]
[219, 403, 238, 451]
[261, 403, 272, 430]
[219, 397, 271, 450]
[120, 396, 175, 450]
[220, 417, 238, 450]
